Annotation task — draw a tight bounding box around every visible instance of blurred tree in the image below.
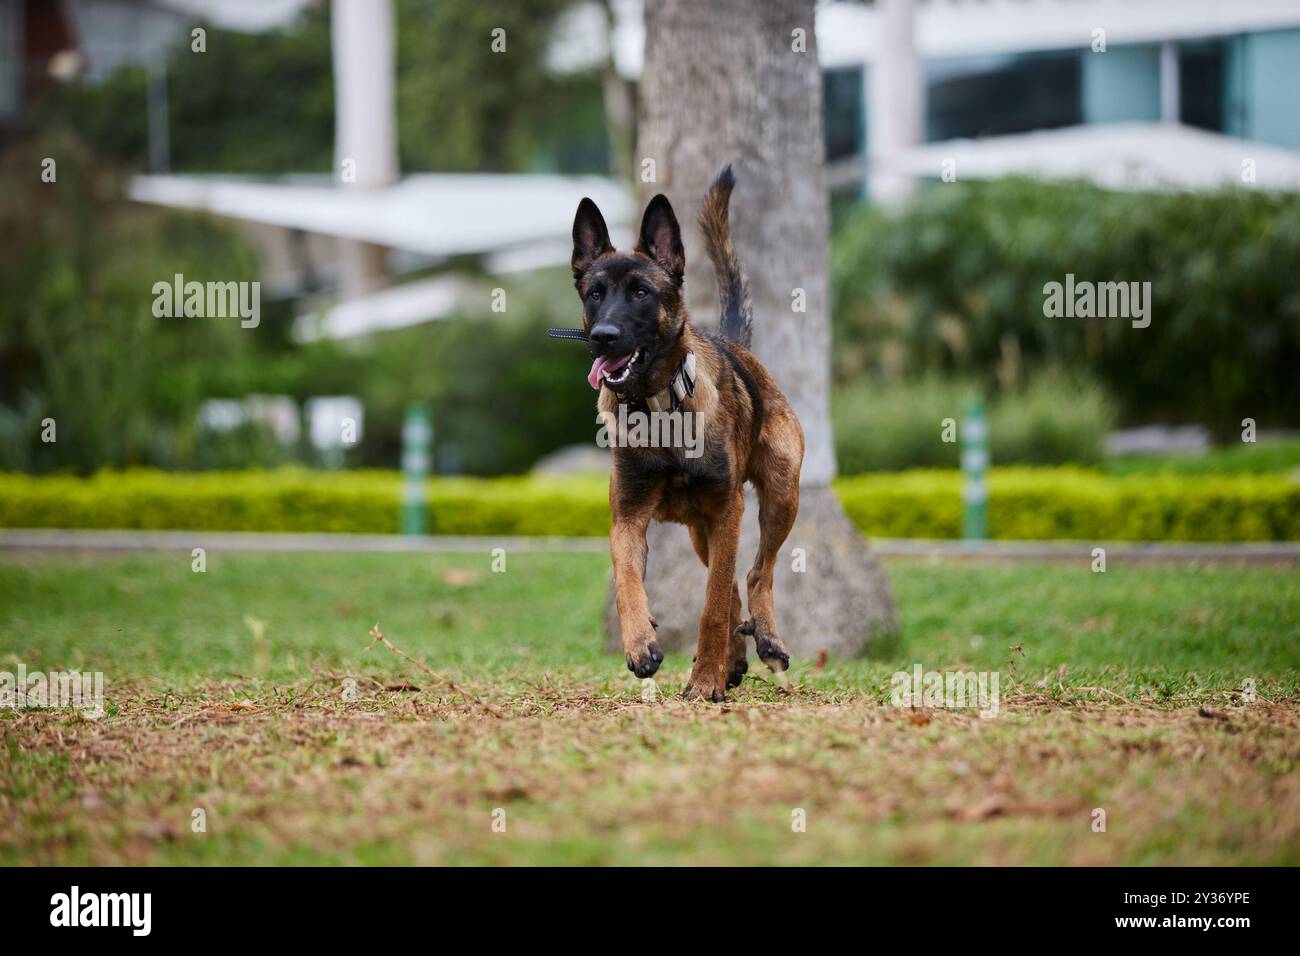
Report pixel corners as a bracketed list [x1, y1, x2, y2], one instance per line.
[396, 0, 609, 173]
[32, 0, 609, 176]
[0, 132, 259, 472]
[832, 178, 1300, 438]
[169, 8, 335, 173]
[14, 0, 615, 476]
[33, 10, 334, 173]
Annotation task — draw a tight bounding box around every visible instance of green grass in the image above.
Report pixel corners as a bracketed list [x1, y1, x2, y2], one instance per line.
[1, 550, 1297, 865]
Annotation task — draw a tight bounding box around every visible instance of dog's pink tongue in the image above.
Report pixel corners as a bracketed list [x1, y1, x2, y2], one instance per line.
[587, 353, 632, 390]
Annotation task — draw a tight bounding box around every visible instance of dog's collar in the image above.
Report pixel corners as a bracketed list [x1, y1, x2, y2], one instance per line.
[612, 351, 696, 413]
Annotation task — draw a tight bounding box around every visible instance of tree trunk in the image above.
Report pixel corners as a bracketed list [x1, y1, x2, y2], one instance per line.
[606, 0, 898, 660]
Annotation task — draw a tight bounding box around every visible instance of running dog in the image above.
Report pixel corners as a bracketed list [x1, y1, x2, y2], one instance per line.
[569, 164, 804, 701]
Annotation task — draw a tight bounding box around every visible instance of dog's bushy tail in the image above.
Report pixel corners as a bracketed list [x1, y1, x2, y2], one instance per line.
[698, 163, 752, 349]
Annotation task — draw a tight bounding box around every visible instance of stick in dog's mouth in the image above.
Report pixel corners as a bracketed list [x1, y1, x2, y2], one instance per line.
[546, 327, 589, 341]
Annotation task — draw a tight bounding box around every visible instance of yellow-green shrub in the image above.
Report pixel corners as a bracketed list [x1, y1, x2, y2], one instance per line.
[0, 469, 612, 536]
[0, 468, 1296, 541]
[834, 468, 1300, 541]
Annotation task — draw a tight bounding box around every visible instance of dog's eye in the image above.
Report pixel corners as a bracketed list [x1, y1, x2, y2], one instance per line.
[589, 289, 602, 302]
[634, 288, 648, 300]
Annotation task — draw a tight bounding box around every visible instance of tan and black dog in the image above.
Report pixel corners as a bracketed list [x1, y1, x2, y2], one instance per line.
[570, 165, 804, 702]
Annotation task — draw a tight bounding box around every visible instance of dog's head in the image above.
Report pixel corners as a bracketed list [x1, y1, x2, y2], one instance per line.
[570, 194, 686, 394]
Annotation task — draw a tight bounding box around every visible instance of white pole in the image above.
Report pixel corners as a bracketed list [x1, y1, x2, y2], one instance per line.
[868, 0, 922, 205]
[332, 0, 397, 298]
[1159, 40, 1180, 124]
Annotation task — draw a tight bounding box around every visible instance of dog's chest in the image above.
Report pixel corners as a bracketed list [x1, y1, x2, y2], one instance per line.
[655, 475, 726, 522]
[637, 435, 735, 521]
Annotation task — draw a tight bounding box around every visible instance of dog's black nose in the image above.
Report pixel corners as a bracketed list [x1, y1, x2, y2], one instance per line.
[589, 324, 620, 348]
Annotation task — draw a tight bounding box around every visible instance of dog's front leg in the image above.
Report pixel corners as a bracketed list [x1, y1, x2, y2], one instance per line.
[610, 500, 664, 679]
[684, 491, 743, 702]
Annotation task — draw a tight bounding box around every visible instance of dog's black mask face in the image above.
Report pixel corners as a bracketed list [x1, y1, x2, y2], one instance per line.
[571, 195, 685, 394]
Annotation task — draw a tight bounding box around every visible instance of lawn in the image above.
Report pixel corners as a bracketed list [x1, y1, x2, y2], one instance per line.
[1, 549, 1297, 865]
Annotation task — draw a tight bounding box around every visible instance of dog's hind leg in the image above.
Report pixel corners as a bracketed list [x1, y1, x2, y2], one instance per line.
[745, 443, 801, 673]
[689, 522, 747, 689]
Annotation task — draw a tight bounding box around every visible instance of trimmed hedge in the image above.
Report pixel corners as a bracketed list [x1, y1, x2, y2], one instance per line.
[835, 469, 1300, 542]
[0, 470, 611, 538]
[1, 468, 1297, 542]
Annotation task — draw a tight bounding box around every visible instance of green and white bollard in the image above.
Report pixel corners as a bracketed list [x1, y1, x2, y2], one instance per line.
[962, 397, 988, 541]
[401, 402, 432, 535]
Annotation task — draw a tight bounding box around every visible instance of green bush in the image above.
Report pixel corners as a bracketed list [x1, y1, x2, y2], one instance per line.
[834, 469, 1300, 542]
[0, 470, 611, 537]
[831, 178, 1300, 438]
[833, 376, 970, 472]
[988, 371, 1116, 466]
[833, 370, 1114, 472]
[1, 468, 1296, 542]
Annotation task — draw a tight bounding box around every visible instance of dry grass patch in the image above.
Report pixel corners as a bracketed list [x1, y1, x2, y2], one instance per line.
[4, 675, 1297, 866]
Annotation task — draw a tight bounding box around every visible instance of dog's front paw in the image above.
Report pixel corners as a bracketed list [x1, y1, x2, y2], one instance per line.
[682, 664, 727, 703]
[624, 632, 664, 679]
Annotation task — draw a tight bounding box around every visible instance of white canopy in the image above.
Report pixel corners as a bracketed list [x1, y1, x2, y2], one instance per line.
[890, 123, 1300, 192]
[129, 172, 635, 259]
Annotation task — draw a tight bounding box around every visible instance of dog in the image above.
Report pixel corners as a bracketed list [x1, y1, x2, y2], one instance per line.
[570, 165, 804, 702]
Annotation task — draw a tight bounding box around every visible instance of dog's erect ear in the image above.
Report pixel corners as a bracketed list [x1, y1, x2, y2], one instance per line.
[636, 194, 685, 283]
[572, 198, 613, 283]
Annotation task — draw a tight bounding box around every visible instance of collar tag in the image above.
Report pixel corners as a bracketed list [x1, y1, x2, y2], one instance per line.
[669, 351, 696, 412]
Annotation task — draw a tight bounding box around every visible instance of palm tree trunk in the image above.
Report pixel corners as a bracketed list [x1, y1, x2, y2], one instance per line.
[607, 0, 898, 660]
